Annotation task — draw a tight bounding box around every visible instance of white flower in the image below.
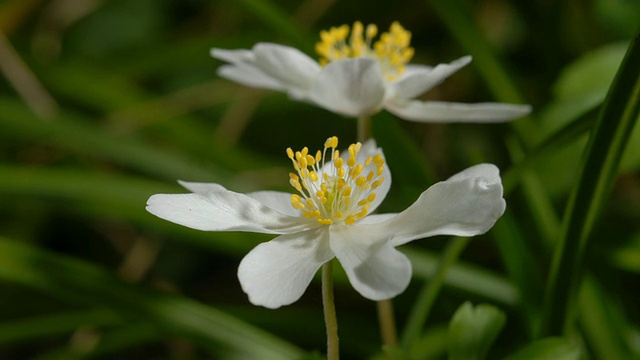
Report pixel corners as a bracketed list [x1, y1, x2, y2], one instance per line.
[146, 137, 506, 309]
[211, 21, 531, 122]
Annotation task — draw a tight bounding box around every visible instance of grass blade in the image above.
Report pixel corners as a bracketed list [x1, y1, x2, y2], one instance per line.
[540, 29, 640, 337]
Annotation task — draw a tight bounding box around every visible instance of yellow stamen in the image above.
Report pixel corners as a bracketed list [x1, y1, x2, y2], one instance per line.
[316, 21, 414, 81]
[287, 136, 386, 226]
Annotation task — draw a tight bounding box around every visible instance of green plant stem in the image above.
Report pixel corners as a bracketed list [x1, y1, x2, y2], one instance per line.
[377, 299, 398, 348]
[540, 29, 640, 337]
[322, 261, 339, 360]
[357, 115, 372, 143]
[358, 114, 400, 349]
[401, 237, 471, 351]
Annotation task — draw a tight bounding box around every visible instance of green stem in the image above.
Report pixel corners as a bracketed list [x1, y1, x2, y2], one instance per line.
[377, 299, 398, 348]
[401, 237, 471, 350]
[357, 116, 372, 143]
[322, 261, 339, 359]
[357, 114, 400, 349]
[540, 29, 640, 337]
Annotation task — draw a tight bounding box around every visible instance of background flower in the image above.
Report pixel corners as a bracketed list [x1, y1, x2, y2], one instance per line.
[212, 22, 531, 122]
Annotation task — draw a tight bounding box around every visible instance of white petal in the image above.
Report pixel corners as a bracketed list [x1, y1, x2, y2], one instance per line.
[374, 164, 506, 246]
[146, 186, 314, 234]
[253, 43, 320, 92]
[246, 191, 299, 217]
[393, 56, 472, 99]
[217, 63, 287, 91]
[385, 99, 532, 123]
[309, 58, 386, 117]
[210, 48, 255, 63]
[329, 225, 412, 300]
[178, 180, 226, 194]
[178, 182, 298, 216]
[357, 213, 397, 225]
[398, 64, 433, 80]
[238, 228, 334, 308]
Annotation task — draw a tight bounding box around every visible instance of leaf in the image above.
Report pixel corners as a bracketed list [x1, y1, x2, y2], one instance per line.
[541, 28, 640, 336]
[447, 302, 507, 360]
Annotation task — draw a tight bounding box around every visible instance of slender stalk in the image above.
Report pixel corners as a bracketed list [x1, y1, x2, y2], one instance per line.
[357, 116, 372, 143]
[322, 261, 339, 359]
[401, 237, 470, 350]
[377, 299, 398, 348]
[357, 114, 400, 349]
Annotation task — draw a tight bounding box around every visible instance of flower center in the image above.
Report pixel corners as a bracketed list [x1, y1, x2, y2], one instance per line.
[287, 136, 385, 225]
[315, 21, 414, 81]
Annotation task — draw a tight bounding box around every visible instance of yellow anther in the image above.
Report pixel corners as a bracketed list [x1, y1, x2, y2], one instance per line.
[372, 178, 384, 189]
[366, 24, 378, 39]
[367, 171, 374, 181]
[377, 165, 384, 176]
[287, 135, 384, 226]
[290, 179, 302, 192]
[353, 164, 363, 177]
[325, 136, 338, 148]
[373, 154, 383, 164]
[306, 154, 316, 165]
[365, 156, 373, 166]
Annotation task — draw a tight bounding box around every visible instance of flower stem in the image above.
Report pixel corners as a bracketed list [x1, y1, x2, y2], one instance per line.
[356, 114, 400, 350]
[377, 299, 398, 348]
[322, 261, 339, 359]
[357, 116, 372, 143]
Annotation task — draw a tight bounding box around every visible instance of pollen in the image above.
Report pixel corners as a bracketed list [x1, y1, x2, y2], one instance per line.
[287, 136, 385, 225]
[315, 21, 414, 81]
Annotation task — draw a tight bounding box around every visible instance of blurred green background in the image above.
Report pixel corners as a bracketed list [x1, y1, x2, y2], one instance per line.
[0, 0, 639, 358]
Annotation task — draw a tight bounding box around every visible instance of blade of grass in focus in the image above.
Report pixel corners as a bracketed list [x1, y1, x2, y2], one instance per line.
[540, 29, 640, 337]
